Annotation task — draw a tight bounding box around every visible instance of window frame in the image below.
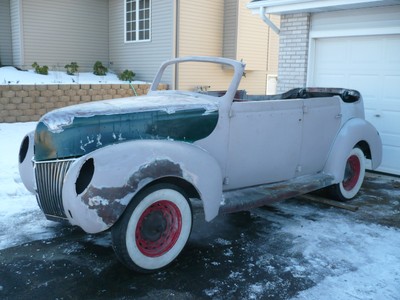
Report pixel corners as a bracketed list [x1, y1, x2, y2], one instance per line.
[124, 0, 151, 43]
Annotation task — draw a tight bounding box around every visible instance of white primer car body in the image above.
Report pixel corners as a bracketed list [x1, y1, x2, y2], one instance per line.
[19, 56, 382, 272]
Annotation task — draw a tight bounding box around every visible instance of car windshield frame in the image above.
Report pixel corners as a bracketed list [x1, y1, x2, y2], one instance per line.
[149, 56, 246, 104]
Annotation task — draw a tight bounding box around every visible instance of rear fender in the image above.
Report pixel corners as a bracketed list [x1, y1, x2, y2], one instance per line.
[62, 140, 222, 233]
[324, 118, 382, 182]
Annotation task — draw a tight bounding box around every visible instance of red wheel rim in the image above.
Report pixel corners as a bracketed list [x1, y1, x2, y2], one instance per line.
[342, 155, 361, 191]
[135, 200, 182, 257]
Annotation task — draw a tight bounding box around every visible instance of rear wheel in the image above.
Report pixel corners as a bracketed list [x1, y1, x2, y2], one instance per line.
[329, 147, 366, 201]
[112, 184, 192, 272]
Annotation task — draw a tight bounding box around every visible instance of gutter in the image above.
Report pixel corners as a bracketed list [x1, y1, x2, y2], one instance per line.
[259, 7, 280, 34]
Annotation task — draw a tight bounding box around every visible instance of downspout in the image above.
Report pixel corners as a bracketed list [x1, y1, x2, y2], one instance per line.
[173, 0, 179, 90]
[259, 7, 280, 35]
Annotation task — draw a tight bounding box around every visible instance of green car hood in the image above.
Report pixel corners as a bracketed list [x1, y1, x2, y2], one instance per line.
[34, 93, 219, 161]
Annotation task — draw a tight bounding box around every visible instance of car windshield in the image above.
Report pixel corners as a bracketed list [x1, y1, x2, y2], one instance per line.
[155, 60, 237, 98]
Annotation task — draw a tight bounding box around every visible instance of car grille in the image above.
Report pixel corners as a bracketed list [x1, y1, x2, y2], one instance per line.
[34, 159, 75, 220]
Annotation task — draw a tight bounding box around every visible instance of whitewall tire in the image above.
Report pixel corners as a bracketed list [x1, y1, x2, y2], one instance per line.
[112, 184, 192, 272]
[330, 147, 366, 201]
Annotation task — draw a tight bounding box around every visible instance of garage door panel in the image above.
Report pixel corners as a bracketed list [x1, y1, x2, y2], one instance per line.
[385, 38, 400, 64]
[350, 38, 382, 65]
[380, 146, 400, 174]
[381, 134, 400, 148]
[316, 74, 346, 87]
[369, 111, 400, 136]
[312, 35, 400, 175]
[348, 74, 379, 100]
[381, 111, 400, 136]
[383, 75, 400, 101]
[316, 39, 347, 64]
[349, 75, 379, 110]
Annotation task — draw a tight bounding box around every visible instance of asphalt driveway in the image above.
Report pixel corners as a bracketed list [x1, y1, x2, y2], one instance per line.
[1, 172, 399, 300]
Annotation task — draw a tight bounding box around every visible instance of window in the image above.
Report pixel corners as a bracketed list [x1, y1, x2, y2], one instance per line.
[125, 0, 151, 42]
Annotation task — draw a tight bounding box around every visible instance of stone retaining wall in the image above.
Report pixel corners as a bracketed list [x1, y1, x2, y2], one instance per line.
[0, 83, 168, 123]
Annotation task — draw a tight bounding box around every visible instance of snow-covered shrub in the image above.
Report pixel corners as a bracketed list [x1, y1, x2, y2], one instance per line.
[65, 62, 79, 75]
[118, 69, 136, 82]
[32, 62, 49, 75]
[93, 61, 107, 76]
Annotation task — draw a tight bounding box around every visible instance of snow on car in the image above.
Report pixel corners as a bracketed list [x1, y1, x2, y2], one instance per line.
[18, 56, 382, 272]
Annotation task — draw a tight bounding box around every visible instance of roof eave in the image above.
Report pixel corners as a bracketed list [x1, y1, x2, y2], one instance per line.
[247, 0, 398, 15]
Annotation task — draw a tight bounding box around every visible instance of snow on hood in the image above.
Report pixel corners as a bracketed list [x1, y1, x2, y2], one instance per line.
[40, 92, 219, 133]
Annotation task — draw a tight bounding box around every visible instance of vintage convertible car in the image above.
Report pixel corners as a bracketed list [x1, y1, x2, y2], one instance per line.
[18, 56, 382, 272]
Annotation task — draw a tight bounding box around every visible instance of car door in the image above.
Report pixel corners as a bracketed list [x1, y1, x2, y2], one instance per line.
[225, 99, 304, 190]
[298, 97, 342, 175]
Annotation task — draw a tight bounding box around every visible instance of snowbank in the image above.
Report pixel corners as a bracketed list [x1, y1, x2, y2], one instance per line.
[0, 122, 59, 249]
[0, 66, 148, 85]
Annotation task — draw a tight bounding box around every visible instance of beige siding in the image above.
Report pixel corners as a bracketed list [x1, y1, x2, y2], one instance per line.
[21, 0, 109, 71]
[178, 0, 279, 94]
[239, 70, 269, 94]
[178, 0, 225, 57]
[10, 0, 22, 66]
[178, 0, 232, 91]
[0, 0, 13, 65]
[236, 0, 268, 71]
[109, 0, 174, 85]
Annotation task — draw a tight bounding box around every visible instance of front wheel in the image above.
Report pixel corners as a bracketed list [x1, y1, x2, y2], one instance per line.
[329, 147, 366, 202]
[111, 184, 192, 272]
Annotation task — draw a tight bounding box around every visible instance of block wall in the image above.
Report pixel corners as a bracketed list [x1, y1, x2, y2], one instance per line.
[0, 83, 167, 123]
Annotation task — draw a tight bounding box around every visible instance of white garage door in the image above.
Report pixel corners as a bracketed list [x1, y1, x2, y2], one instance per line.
[310, 35, 400, 175]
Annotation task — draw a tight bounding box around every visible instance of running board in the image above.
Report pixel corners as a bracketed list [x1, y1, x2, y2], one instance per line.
[220, 174, 335, 214]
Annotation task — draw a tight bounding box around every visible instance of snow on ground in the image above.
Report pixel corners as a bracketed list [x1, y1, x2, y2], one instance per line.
[0, 122, 399, 299]
[0, 66, 147, 85]
[272, 203, 400, 300]
[0, 122, 59, 250]
[201, 199, 400, 300]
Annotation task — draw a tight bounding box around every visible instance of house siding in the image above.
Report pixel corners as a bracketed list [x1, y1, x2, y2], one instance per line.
[178, 0, 225, 57]
[178, 0, 229, 91]
[277, 13, 310, 93]
[236, 0, 269, 71]
[20, 0, 109, 71]
[10, 0, 22, 66]
[0, 0, 13, 66]
[178, 0, 278, 95]
[223, 0, 238, 61]
[109, 0, 174, 86]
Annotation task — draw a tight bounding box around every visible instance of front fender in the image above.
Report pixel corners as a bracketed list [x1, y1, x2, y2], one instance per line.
[323, 118, 382, 182]
[62, 140, 222, 233]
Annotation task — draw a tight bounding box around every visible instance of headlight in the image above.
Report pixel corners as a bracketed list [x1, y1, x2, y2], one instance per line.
[18, 132, 35, 193]
[75, 158, 95, 195]
[19, 135, 29, 164]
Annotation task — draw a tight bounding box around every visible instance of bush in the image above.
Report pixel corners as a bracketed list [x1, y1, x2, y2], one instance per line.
[32, 62, 49, 75]
[65, 62, 79, 75]
[118, 69, 136, 82]
[93, 61, 107, 76]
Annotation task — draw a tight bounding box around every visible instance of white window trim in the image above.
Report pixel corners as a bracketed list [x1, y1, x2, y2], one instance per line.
[124, 0, 152, 43]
